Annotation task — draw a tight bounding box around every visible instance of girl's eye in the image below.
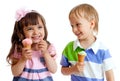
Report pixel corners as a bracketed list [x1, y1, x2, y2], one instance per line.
[38, 26, 42, 29]
[27, 27, 33, 31]
[25, 27, 33, 31]
[38, 26, 44, 30]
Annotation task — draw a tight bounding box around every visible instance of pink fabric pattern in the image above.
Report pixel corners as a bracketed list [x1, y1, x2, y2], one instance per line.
[15, 8, 31, 21]
[48, 44, 57, 59]
[21, 71, 51, 80]
[13, 44, 56, 81]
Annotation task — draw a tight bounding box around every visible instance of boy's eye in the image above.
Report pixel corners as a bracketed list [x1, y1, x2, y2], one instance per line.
[76, 23, 81, 27]
[71, 25, 73, 28]
[71, 23, 81, 28]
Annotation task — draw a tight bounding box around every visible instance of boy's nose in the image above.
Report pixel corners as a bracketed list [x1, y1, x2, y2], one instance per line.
[72, 26, 78, 32]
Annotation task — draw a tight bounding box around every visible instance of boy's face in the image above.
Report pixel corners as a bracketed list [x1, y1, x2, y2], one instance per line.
[69, 15, 95, 41]
[23, 17, 45, 44]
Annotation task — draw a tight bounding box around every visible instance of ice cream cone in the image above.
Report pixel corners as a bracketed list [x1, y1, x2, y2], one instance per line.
[24, 45, 31, 49]
[22, 38, 32, 49]
[78, 51, 86, 62]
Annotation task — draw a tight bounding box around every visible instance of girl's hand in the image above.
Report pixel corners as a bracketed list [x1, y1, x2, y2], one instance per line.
[22, 48, 32, 60]
[38, 40, 48, 54]
[73, 62, 84, 74]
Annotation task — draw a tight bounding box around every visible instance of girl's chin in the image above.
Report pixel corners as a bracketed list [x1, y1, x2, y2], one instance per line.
[33, 40, 41, 44]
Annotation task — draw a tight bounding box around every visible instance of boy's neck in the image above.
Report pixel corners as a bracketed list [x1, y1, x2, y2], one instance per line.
[79, 36, 96, 49]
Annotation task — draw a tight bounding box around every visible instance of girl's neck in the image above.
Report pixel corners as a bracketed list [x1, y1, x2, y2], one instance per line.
[79, 36, 96, 49]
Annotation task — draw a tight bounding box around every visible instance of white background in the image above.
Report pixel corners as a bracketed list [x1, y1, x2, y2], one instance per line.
[0, 0, 120, 81]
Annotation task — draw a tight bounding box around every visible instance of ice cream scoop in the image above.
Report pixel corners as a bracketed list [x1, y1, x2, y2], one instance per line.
[78, 51, 86, 62]
[22, 38, 32, 49]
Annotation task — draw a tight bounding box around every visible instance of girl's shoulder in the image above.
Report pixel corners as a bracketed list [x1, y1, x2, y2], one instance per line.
[48, 43, 56, 49]
[48, 43, 57, 59]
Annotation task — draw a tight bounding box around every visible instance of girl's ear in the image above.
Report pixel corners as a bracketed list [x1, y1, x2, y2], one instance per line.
[90, 19, 95, 29]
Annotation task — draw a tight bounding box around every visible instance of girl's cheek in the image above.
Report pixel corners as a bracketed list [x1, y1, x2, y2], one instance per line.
[25, 33, 32, 38]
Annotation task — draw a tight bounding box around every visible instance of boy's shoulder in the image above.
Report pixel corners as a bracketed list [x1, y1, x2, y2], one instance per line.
[63, 41, 74, 54]
[66, 41, 74, 46]
[63, 41, 74, 50]
[95, 38, 108, 50]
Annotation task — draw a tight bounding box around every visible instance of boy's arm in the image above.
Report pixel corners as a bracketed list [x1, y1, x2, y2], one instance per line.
[61, 66, 75, 75]
[105, 69, 115, 81]
[61, 62, 84, 75]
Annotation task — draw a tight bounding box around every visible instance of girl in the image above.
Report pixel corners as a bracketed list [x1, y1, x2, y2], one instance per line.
[60, 3, 115, 81]
[6, 9, 57, 81]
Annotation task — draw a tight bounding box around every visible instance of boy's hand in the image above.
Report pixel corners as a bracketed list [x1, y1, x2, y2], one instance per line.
[73, 62, 84, 74]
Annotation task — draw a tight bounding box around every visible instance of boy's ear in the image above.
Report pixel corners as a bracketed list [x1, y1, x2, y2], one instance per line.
[90, 19, 95, 29]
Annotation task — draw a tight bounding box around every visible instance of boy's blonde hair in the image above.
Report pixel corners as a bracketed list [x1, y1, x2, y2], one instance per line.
[69, 3, 99, 34]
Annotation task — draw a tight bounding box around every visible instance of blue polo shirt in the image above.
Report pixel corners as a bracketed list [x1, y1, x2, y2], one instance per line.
[60, 39, 114, 81]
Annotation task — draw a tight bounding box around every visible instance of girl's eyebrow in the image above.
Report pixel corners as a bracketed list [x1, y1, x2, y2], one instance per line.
[37, 24, 44, 28]
[23, 26, 32, 30]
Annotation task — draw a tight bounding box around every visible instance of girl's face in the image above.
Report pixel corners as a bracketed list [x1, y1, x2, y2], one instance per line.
[23, 17, 45, 44]
[69, 15, 95, 41]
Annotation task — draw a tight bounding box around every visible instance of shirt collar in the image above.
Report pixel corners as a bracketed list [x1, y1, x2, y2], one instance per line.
[73, 39, 83, 51]
[73, 38, 100, 54]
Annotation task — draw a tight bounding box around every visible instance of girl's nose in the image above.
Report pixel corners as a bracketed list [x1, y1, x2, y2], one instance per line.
[33, 28, 39, 34]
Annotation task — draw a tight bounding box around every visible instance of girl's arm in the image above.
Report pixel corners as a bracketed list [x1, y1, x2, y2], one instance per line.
[38, 40, 57, 73]
[105, 69, 115, 81]
[11, 58, 26, 76]
[43, 51, 57, 73]
[12, 48, 32, 76]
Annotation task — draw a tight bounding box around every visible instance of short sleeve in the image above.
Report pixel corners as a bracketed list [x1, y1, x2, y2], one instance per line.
[48, 44, 57, 59]
[12, 46, 22, 59]
[60, 54, 70, 67]
[102, 50, 115, 71]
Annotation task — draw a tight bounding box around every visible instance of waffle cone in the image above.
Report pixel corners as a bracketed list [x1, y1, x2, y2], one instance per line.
[24, 45, 31, 49]
[78, 54, 85, 62]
